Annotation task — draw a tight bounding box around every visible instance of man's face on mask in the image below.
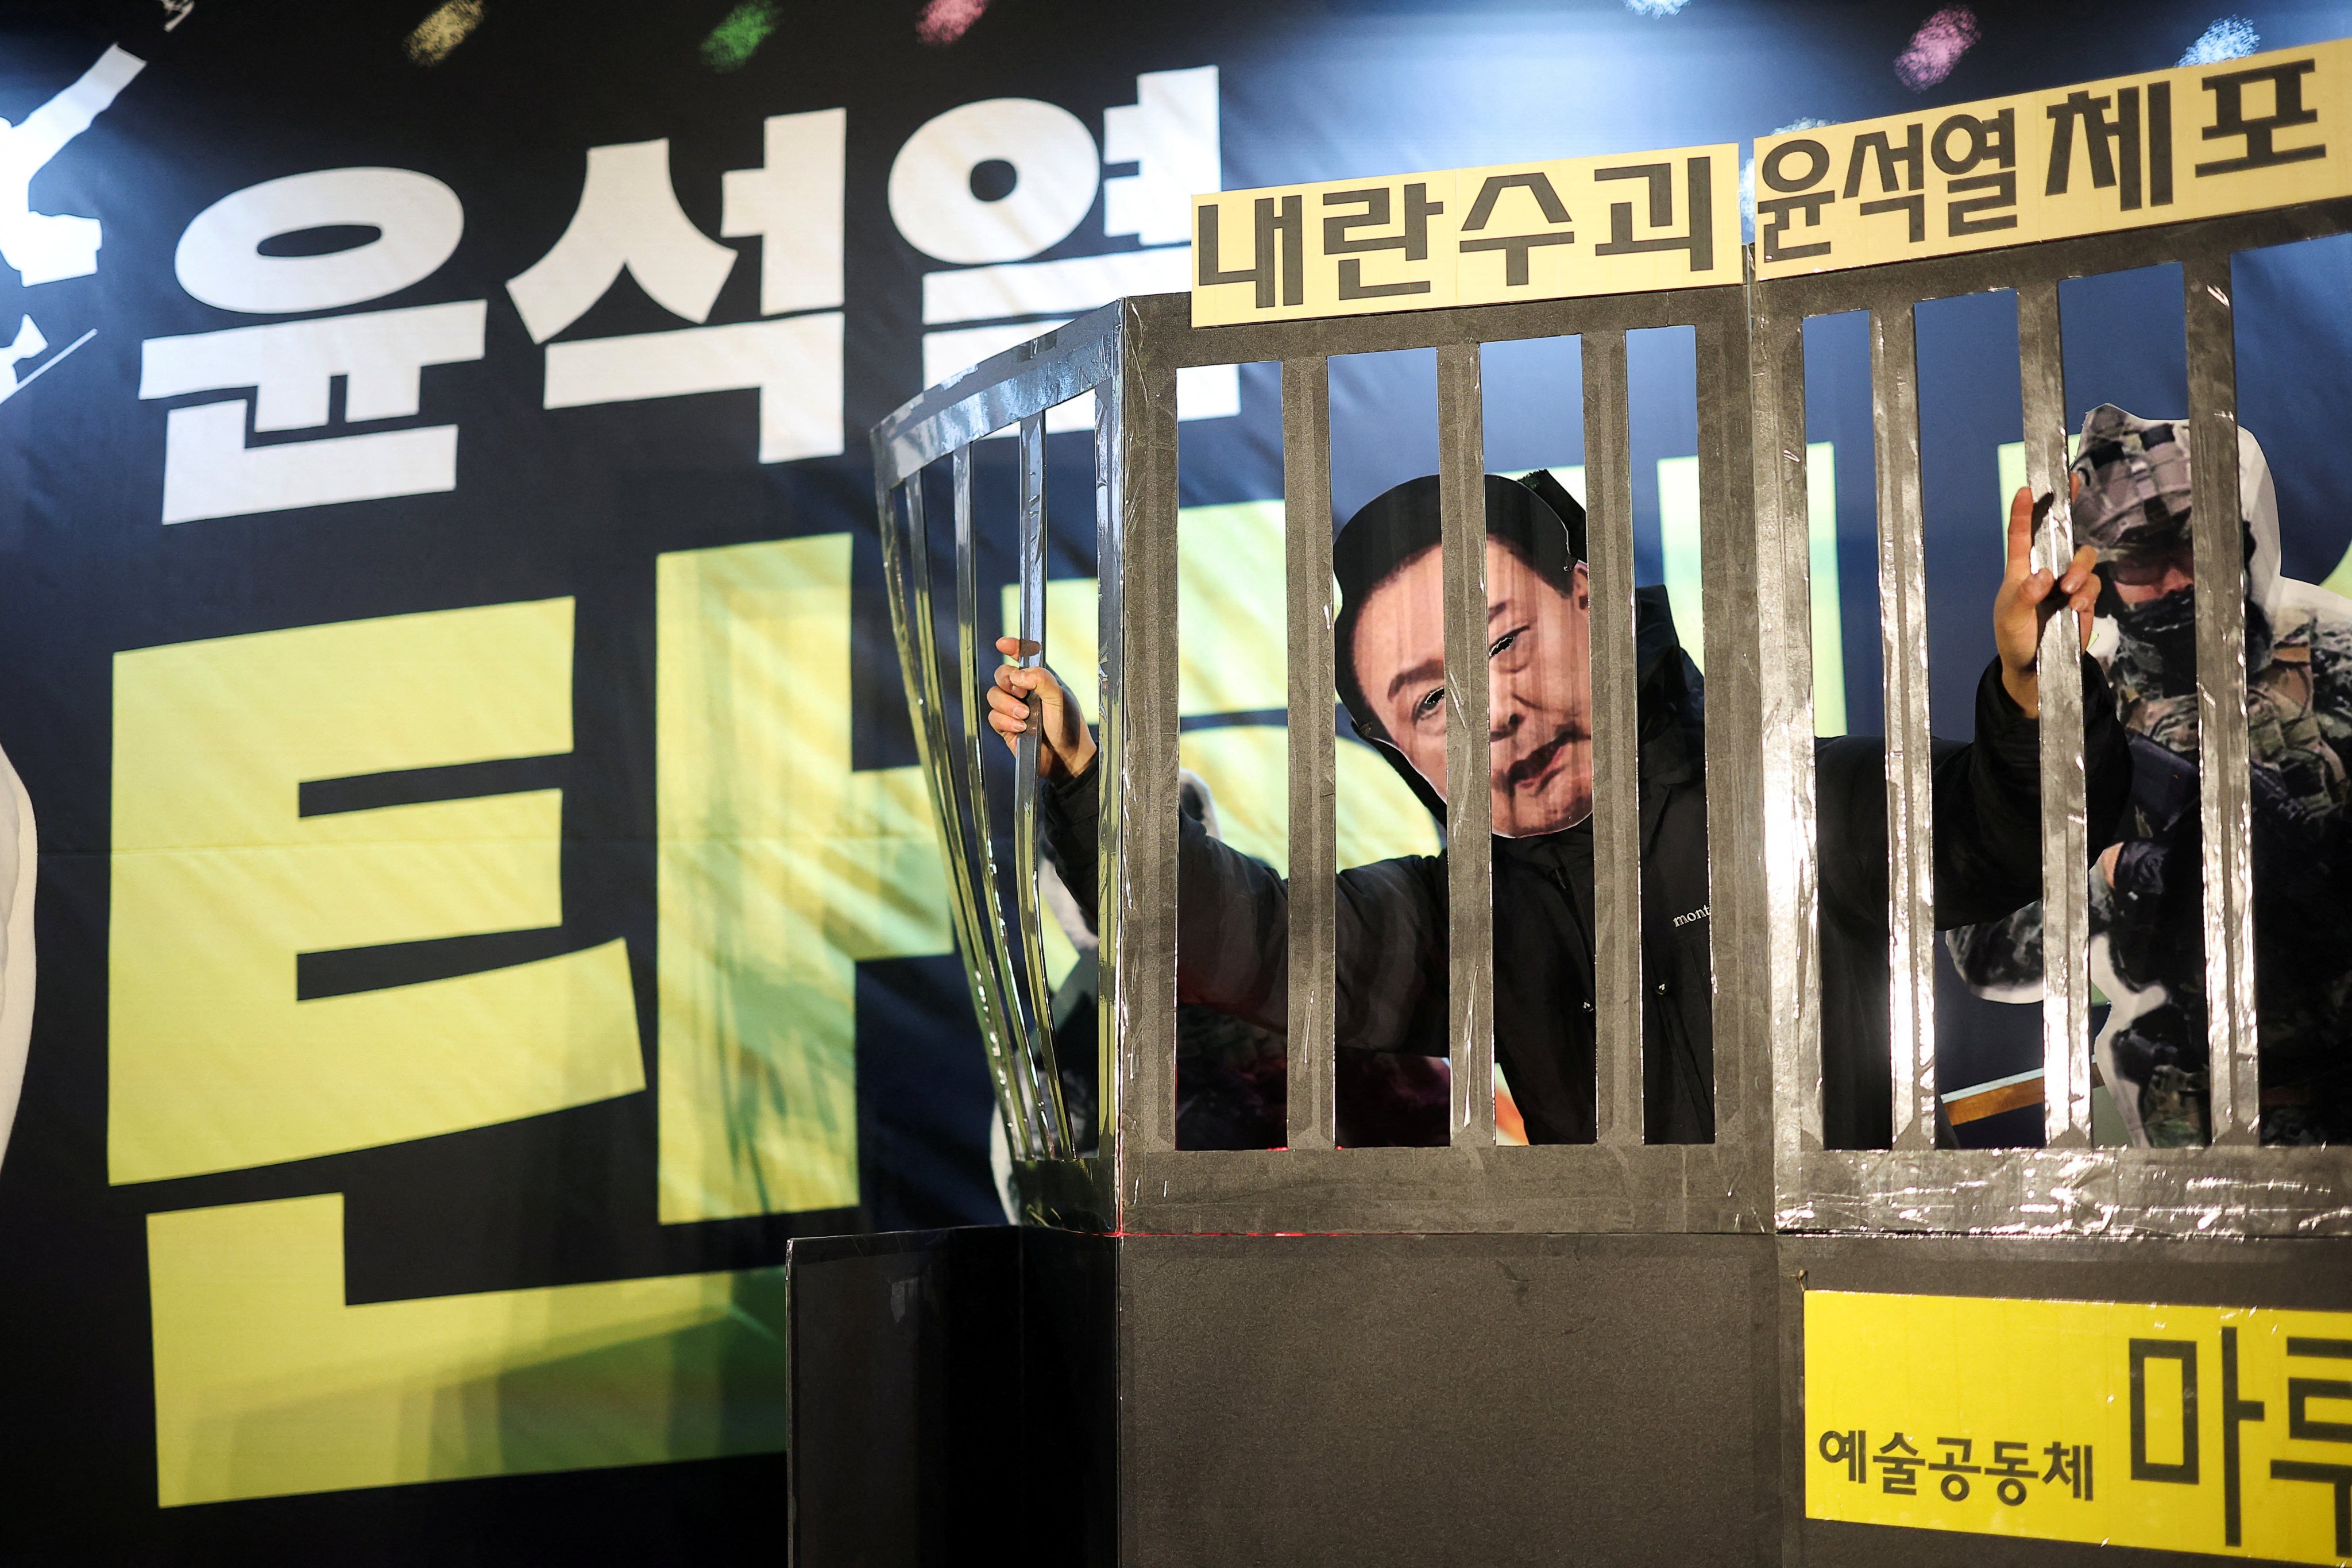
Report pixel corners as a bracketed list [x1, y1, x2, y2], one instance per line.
[1350, 538, 1594, 837]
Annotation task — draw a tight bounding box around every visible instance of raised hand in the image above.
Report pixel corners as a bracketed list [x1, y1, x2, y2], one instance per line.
[1992, 481, 2099, 718]
[984, 636, 1097, 780]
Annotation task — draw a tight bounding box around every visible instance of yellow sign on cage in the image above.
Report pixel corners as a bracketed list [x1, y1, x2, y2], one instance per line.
[1806, 1289, 2352, 1563]
[1754, 38, 2352, 277]
[1188, 143, 1743, 326]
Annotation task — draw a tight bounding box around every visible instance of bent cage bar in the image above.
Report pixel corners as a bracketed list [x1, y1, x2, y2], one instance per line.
[871, 192, 2352, 1242]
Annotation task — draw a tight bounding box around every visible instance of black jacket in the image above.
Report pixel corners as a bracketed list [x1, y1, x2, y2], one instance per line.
[1042, 592, 2131, 1148]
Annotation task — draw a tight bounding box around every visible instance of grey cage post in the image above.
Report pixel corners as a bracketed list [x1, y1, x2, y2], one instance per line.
[1755, 196, 2352, 1237]
[875, 284, 1770, 1237]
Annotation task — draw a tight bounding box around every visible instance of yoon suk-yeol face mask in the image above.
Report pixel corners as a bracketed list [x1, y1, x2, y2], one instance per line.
[1332, 472, 1599, 839]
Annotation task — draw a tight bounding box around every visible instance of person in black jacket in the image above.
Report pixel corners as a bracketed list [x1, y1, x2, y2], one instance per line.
[988, 472, 2128, 1148]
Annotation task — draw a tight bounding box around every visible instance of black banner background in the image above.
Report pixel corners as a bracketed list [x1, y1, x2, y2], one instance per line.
[5, 1, 2352, 1559]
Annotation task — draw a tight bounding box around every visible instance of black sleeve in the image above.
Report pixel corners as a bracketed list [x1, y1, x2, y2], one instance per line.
[1816, 655, 2131, 934]
[1039, 763, 1443, 1049]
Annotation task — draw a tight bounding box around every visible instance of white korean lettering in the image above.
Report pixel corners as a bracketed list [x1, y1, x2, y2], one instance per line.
[150, 402, 459, 524]
[920, 71, 1233, 428]
[141, 301, 486, 524]
[141, 302, 486, 430]
[719, 110, 846, 316]
[146, 164, 481, 525]
[175, 168, 464, 315]
[542, 314, 843, 463]
[1, 316, 45, 399]
[888, 98, 1098, 264]
[1103, 65, 1219, 247]
[504, 140, 736, 343]
[515, 125, 847, 463]
[0, 44, 143, 287]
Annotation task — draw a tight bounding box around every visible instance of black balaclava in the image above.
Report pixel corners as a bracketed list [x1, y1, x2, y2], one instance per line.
[1332, 471, 1586, 825]
[2071, 402, 2274, 680]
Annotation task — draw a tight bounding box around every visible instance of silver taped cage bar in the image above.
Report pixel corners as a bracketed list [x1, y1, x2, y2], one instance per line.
[955, 445, 1053, 1157]
[1868, 302, 1938, 1153]
[1436, 339, 1497, 1148]
[1281, 356, 1338, 1152]
[1011, 411, 1071, 1158]
[1582, 330, 1644, 1146]
[2015, 279, 2094, 1150]
[2185, 250, 2262, 1146]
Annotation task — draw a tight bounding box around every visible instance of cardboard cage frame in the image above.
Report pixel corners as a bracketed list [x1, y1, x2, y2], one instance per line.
[870, 195, 2352, 1242]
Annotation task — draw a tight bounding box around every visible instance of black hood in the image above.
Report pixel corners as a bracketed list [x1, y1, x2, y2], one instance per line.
[1329, 469, 1704, 829]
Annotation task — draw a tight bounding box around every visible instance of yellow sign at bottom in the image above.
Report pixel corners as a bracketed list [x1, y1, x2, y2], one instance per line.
[1807, 1289, 2352, 1563]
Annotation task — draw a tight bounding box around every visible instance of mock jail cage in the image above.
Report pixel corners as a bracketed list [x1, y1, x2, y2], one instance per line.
[1752, 194, 2352, 1238]
[874, 281, 1767, 1237]
[871, 199, 2352, 1246]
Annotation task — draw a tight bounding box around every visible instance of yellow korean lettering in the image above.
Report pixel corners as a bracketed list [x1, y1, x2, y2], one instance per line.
[1808, 1289, 2352, 1563]
[109, 599, 642, 1184]
[148, 1194, 781, 1506]
[654, 534, 951, 1223]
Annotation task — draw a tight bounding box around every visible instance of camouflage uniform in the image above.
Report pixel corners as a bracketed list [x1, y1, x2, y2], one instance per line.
[1946, 405, 2352, 1145]
[2107, 592, 2352, 808]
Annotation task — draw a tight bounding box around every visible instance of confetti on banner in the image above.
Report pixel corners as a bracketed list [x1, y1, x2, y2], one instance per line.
[2180, 16, 2261, 66]
[700, 0, 779, 72]
[918, 0, 991, 47]
[404, 0, 482, 67]
[1895, 5, 1980, 91]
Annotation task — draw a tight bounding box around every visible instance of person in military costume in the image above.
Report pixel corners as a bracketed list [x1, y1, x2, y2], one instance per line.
[1947, 404, 2352, 1145]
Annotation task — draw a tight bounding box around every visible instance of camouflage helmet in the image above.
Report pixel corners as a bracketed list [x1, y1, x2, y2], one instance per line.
[2069, 403, 2193, 557]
